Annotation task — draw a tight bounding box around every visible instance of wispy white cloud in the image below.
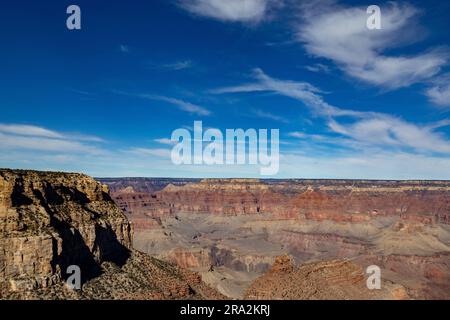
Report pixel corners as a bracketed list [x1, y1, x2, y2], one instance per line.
[177, 0, 277, 23]
[327, 116, 450, 154]
[112, 90, 212, 116]
[427, 85, 450, 108]
[0, 133, 103, 154]
[146, 60, 193, 71]
[154, 138, 176, 145]
[214, 69, 450, 155]
[0, 124, 105, 155]
[213, 68, 362, 117]
[2, 122, 450, 179]
[127, 147, 171, 158]
[67, 134, 105, 143]
[287, 131, 370, 151]
[279, 151, 450, 180]
[0, 124, 64, 139]
[251, 108, 289, 123]
[426, 74, 450, 108]
[161, 60, 193, 70]
[0, 123, 176, 176]
[288, 131, 306, 138]
[141, 94, 211, 116]
[119, 45, 130, 53]
[304, 63, 331, 74]
[296, 1, 449, 89]
[70, 89, 94, 96]
[0, 124, 105, 143]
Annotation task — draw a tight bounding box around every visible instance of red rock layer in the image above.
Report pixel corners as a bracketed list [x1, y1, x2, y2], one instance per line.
[108, 179, 450, 224]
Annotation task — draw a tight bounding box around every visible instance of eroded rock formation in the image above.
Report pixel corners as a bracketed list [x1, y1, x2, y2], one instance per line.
[245, 256, 409, 300]
[0, 170, 223, 300]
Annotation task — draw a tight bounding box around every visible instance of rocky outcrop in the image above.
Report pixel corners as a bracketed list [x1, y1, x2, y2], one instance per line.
[165, 248, 212, 269]
[210, 246, 274, 273]
[0, 169, 133, 293]
[245, 257, 409, 300]
[269, 255, 294, 273]
[367, 253, 450, 299]
[0, 169, 223, 300]
[269, 231, 368, 259]
[4, 250, 224, 300]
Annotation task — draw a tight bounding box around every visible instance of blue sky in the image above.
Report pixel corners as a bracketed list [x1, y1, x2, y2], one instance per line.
[1, 0, 450, 179]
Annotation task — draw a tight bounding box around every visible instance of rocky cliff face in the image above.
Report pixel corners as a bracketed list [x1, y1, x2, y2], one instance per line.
[0, 169, 132, 293]
[130, 179, 450, 223]
[0, 170, 223, 300]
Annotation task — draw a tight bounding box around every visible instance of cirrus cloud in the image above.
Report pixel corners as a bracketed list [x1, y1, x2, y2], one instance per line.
[296, 1, 449, 90]
[426, 74, 450, 108]
[0, 124, 105, 154]
[213, 69, 450, 155]
[177, 0, 277, 23]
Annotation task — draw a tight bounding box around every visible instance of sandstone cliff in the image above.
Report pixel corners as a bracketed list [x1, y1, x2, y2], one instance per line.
[0, 169, 223, 300]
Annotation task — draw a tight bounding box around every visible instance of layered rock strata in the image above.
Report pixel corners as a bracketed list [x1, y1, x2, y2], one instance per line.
[104, 178, 450, 299]
[0, 170, 222, 300]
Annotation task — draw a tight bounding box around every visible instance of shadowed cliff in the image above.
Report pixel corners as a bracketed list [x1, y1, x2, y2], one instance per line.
[0, 169, 224, 300]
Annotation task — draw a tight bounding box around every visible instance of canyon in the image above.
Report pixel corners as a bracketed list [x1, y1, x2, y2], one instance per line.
[100, 177, 450, 299]
[1, 171, 449, 300]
